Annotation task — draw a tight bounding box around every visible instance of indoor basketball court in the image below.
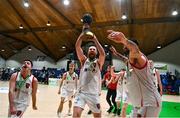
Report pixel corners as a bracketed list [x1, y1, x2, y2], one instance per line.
[0, 0, 180, 118]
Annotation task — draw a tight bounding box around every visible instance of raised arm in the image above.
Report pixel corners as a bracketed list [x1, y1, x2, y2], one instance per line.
[114, 71, 125, 82]
[32, 77, 38, 110]
[92, 35, 105, 70]
[8, 73, 17, 115]
[110, 46, 128, 63]
[107, 30, 146, 68]
[75, 33, 87, 65]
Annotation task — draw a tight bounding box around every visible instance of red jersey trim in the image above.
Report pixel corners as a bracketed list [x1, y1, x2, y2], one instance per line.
[144, 107, 147, 117]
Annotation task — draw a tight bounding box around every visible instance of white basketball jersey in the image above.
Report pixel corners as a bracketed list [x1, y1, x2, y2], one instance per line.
[126, 60, 161, 107]
[14, 72, 34, 106]
[117, 72, 123, 92]
[79, 58, 101, 95]
[117, 72, 128, 93]
[62, 71, 78, 91]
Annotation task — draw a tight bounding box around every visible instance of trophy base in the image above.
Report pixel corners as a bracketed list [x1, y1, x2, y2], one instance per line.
[84, 31, 94, 39]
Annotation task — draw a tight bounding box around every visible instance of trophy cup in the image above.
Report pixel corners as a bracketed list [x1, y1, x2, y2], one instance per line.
[81, 13, 94, 39]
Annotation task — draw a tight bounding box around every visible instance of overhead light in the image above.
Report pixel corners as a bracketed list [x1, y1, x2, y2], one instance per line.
[59, 46, 66, 51]
[157, 44, 161, 49]
[62, 46, 66, 49]
[121, 13, 127, 20]
[28, 47, 32, 51]
[63, 0, 70, 6]
[19, 24, 23, 29]
[1, 49, 5, 52]
[104, 44, 108, 47]
[172, 9, 178, 16]
[23, 0, 29, 8]
[80, 19, 83, 22]
[46, 21, 51, 26]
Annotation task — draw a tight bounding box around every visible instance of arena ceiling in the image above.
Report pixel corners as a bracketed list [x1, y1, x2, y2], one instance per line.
[0, 0, 180, 61]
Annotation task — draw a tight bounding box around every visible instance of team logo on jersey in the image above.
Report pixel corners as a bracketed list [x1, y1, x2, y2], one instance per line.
[92, 69, 96, 72]
[92, 63, 96, 68]
[96, 104, 100, 109]
[84, 62, 97, 73]
[26, 83, 30, 88]
[16, 110, 22, 116]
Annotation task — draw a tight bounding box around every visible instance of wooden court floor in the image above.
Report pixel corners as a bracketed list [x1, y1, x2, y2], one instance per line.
[0, 81, 179, 118]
